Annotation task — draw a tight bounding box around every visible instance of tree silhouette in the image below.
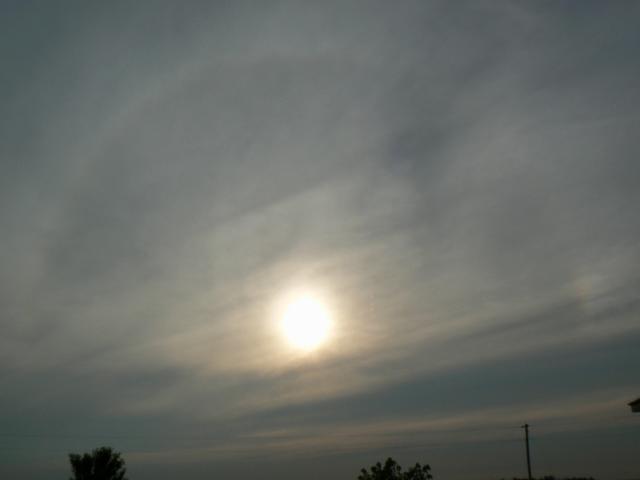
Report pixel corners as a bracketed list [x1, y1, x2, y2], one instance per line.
[68, 446, 128, 480]
[359, 457, 433, 480]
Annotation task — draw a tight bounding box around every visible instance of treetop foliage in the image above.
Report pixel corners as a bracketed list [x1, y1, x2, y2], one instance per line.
[68, 446, 128, 480]
[358, 457, 433, 480]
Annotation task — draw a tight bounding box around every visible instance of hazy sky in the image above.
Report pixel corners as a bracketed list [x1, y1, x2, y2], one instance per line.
[1, 2, 639, 479]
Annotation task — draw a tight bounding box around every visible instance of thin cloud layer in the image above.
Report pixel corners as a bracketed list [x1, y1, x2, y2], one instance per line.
[1, 2, 639, 480]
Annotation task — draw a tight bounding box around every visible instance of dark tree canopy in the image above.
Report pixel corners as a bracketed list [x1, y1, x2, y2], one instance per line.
[68, 446, 128, 480]
[359, 457, 433, 480]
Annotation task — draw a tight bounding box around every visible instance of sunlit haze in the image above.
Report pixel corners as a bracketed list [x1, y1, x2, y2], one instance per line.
[1, 2, 639, 480]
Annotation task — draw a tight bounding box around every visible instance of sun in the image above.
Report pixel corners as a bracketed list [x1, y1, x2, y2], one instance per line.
[280, 294, 332, 351]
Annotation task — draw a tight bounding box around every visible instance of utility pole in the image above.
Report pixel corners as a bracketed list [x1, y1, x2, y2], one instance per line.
[522, 423, 532, 480]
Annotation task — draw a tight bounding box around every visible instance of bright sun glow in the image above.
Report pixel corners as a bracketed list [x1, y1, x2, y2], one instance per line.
[281, 295, 332, 351]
